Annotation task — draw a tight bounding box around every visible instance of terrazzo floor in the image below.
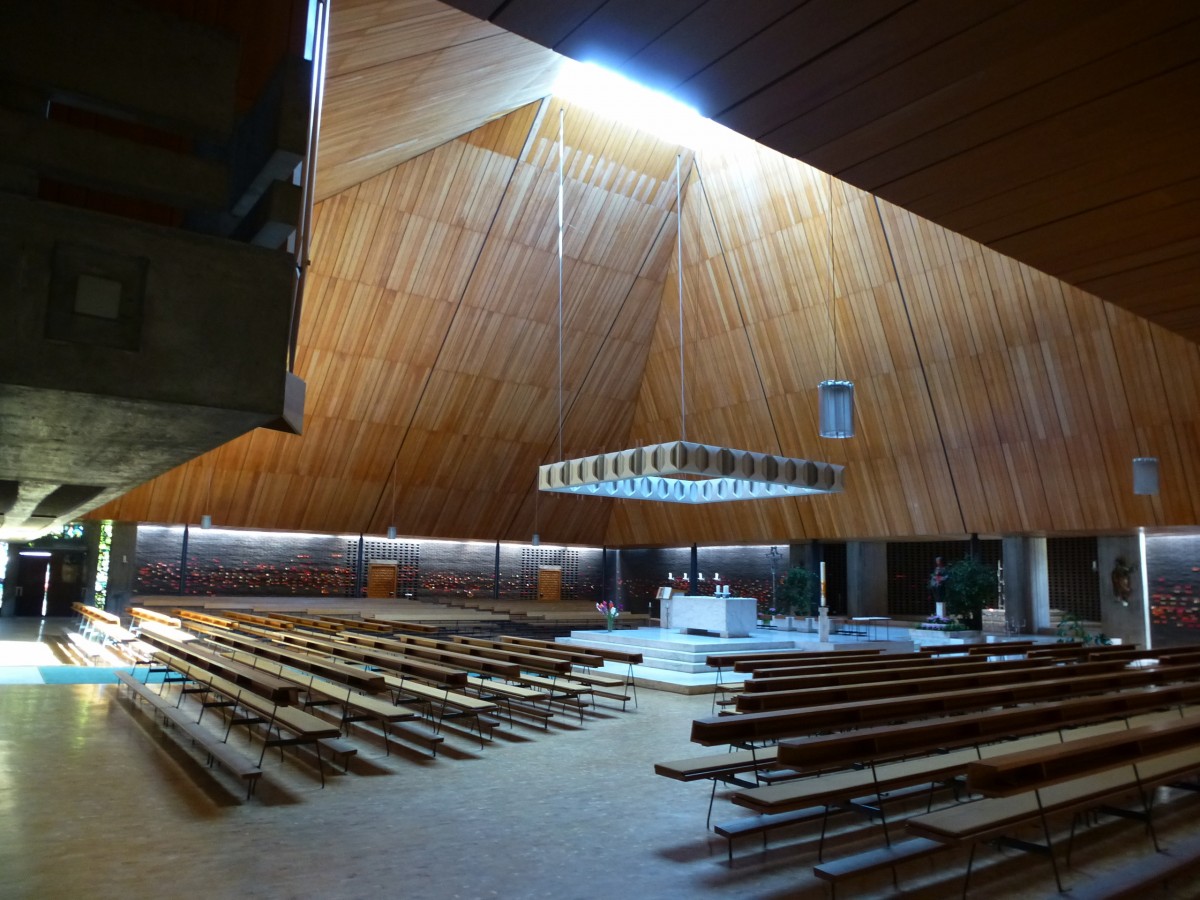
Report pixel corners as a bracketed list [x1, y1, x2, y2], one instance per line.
[2, 617, 1200, 899]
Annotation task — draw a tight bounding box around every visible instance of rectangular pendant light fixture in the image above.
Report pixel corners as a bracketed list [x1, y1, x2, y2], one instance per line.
[539, 440, 843, 503]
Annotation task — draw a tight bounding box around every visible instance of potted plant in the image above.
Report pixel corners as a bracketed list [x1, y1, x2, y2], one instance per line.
[1056, 612, 1112, 646]
[944, 556, 998, 632]
[776, 566, 820, 631]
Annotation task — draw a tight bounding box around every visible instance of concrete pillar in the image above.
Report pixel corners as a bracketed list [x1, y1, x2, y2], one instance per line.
[0, 544, 16, 618]
[846, 542, 888, 617]
[1002, 536, 1049, 633]
[1096, 535, 1145, 648]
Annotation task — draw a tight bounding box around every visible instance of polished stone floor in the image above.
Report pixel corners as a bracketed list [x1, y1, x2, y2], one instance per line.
[2, 617, 1200, 899]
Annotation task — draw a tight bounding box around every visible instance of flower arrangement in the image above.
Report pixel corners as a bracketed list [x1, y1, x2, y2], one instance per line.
[596, 600, 621, 630]
[919, 614, 968, 632]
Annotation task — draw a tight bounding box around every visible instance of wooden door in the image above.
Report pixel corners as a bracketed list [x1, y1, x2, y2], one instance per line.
[366, 562, 398, 598]
[537, 566, 562, 603]
[13, 556, 50, 616]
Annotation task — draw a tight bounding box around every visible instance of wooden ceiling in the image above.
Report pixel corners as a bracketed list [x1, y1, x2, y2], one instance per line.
[92, 0, 1200, 546]
[441, 0, 1200, 343]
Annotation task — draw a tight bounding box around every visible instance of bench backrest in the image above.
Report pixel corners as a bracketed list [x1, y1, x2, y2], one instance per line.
[743, 656, 1055, 693]
[736, 657, 1143, 710]
[775, 682, 1200, 772]
[692, 664, 1200, 745]
[967, 713, 1200, 796]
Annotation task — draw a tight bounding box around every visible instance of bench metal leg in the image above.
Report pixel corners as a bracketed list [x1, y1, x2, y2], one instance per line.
[1037, 792, 1065, 893]
[818, 806, 833, 862]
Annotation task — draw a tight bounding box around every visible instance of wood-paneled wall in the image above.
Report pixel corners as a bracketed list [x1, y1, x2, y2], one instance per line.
[605, 138, 1200, 545]
[316, 0, 561, 200]
[94, 98, 682, 544]
[94, 94, 1200, 546]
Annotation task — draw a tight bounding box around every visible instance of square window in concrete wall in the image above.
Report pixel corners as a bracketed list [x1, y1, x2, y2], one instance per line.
[46, 242, 146, 350]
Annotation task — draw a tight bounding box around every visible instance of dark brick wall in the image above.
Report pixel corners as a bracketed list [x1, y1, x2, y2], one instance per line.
[413, 539, 496, 598]
[616, 545, 789, 613]
[134, 526, 603, 601]
[1047, 536, 1100, 620]
[886, 540, 1002, 616]
[136, 525, 353, 596]
[136, 524, 185, 593]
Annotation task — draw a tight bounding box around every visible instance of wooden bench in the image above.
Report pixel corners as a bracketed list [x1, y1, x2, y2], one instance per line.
[219, 648, 417, 756]
[812, 837, 944, 898]
[775, 683, 1200, 773]
[370, 670, 500, 748]
[660, 683, 1200, 818]
[127, 606, 182, 629]
[505, 635, 643, 666]
[362, 616, 439, 634]
[734, 719, 1166, 864]
[714, 806, 832, 864]
[452, 634, 605, 669]
[139, 630, 302, 705]
[497, 634, 638, 696]
[116, 670, 264, 799]
[741, 655, 1056, 693]
[194, 626, 387, 694]
[915, 639, 1040, 655]
[464, 675, 556, 729]
[73, 601, 142, 649]
[148, 651, 344, 786]
[737, 649, 1014, 677]
[63, 629, 107, 663]
[510, 635, 643, 706]
[715, 649, 887, 674]
[705, 662, 1200, 739]
[339, 633, 522, 680]
[656, 746, 781, 826]
[429, 636, 573, 676]
[252, 629, 470, 687]
[317, 614, 395, 633]
[906, 714, 1200, 893]
[735, 657, 1145, 712]
[694, 665, 1200, 746]
[216, 610, 296, 630]
[513, 672, 593, 723]
[174, 609, 242, 630]
[261, 612, 344, 633]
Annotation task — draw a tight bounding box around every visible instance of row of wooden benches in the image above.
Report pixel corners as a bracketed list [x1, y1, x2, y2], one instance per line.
[658, 643, 1200, 895]
[169, 607, 641, 707]
[114, 604, 645, 799]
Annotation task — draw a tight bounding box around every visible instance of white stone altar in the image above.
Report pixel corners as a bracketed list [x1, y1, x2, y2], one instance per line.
[663, 595, 757, 638]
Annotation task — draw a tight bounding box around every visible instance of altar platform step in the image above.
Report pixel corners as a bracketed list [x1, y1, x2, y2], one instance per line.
[558, 627, 910, 693]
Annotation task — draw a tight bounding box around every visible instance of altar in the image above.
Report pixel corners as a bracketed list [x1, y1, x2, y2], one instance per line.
[662, 595, 757, 638]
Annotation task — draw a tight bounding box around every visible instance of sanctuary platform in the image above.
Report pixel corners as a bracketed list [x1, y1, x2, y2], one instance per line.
[559, 624, 912, 694]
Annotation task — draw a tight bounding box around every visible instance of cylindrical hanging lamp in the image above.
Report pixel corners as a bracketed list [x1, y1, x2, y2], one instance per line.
[818, 379, 855, 439]
[199, 514, 212, 529]
[1133, 457, 1159, 495]
[386, 525, 397, 540]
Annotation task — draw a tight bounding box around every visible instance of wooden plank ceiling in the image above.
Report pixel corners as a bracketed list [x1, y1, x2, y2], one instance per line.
[441, 0, 1200, 343]
[93, 0, 1200, 546]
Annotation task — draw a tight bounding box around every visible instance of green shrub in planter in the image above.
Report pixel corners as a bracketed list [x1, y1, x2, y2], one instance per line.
[944, 557, 998, 631]
[777, 566, 820, 617]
